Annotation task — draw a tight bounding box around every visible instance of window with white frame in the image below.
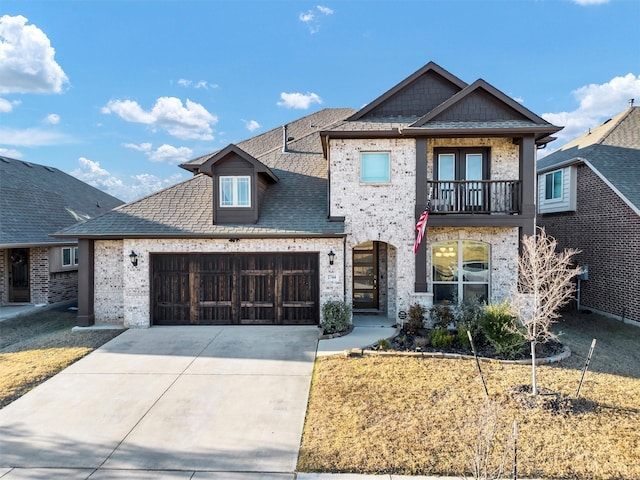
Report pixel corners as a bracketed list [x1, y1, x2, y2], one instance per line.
[360, 152, 390, 183]
[62, 246, 79, 267]
[220, 176, 251, 207]
[432, 240, 490, 303]
[544, 170, 563, 200]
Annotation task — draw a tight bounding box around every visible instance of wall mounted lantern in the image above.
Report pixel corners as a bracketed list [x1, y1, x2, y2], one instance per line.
[328, 250, 336, 266]
[129, 250, 138, 267]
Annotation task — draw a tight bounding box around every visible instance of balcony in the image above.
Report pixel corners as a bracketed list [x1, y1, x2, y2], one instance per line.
[426, 180, 522, 215]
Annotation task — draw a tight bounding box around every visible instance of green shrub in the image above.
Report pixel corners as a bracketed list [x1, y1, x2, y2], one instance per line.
[456, 327, 471, 350]
[407, 304, 426, 334]
[429, 302, 455, 330]
[430, 328, 455, 349]
[321, 300, 351, 334]
[481, 301, 526, 357]
[377, 338, 390, 351]
[454, 297, 485, 343]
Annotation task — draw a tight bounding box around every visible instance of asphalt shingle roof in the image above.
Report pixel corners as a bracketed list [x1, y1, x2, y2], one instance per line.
[537, 107, 640, 211]
[0, 157, 124, 246]
[56, 108, 355, 238]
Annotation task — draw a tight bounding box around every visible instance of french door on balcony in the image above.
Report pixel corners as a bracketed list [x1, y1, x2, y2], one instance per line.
[434, 148, 489, 212]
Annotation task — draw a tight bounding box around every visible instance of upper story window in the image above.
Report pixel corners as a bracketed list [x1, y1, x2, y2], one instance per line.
[544, 170, 562, 200]
[62, 246, 78, 267]
[220, 176, 251, 207]
[360, 152, 390, 183]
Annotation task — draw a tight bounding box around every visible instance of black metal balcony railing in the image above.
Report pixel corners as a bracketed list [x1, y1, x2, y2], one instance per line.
[426, 180, 521, 214]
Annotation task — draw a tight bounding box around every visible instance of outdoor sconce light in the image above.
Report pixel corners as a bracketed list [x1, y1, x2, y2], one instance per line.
[129, 250, 138, 267]
[328, 250, 335, 266]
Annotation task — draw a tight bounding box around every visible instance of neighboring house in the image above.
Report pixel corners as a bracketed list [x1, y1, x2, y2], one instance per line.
[55, 62, 560, 328]
[537, 105, 640, 324]
[0, 157, 123, 305]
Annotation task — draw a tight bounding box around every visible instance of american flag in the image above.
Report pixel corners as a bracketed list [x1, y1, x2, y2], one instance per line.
[413, 201, 430, 254]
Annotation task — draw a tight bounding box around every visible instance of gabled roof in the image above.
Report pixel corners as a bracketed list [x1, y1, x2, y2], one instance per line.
[410, 79, 551, 126]
[56, 108, 355, 239]
[198, 144, 279, 183]
[537, 106, 640, 213]
[323, 62, 561, 145]
[348, 61, 467, 121]
[0, 157, 124, 247]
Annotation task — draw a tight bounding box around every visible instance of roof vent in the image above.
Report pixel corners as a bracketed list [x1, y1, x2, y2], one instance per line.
[0, 157, 10, 163]
[23, 161, 33, 168]
[45, 166, 55, 172]
[630, 98, 635, 107]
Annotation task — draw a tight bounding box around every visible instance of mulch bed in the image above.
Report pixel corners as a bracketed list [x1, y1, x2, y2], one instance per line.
[368, 325, 565, 361]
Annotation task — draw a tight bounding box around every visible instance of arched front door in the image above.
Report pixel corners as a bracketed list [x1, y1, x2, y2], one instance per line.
[352, 241, 379, 310]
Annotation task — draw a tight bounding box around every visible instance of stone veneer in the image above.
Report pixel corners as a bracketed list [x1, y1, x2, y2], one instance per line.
[329, 137, 522, 320]
[95, 237, 344, 328]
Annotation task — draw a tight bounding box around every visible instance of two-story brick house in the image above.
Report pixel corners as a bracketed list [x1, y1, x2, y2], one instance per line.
[537, 105, 640, 324]
[56, 62, 560, 328]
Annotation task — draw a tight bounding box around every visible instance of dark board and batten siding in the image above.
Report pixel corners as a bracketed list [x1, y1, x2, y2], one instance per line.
[151, 253, 319, 325]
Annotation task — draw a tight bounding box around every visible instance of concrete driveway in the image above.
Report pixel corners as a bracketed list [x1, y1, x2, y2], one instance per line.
[0, 326, 318, 479]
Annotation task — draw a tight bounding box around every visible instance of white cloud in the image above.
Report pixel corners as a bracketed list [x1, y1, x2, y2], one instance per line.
[0, 15, 69, 94]
[244, 119, 261, 132]
[177, 78, 218, 90]
[0, 147, 23, 158]
[71, 156, 184, 202]
[317, 5, 334, 15]
[123, 142, 193, 164]
[0, 127, 71, 146]
[571, 0, 609, 5]
[0, 98, 12, 112]
[541, 73, 640, 149]
[299, 5, 333, 34]
[277, 92, 322, 109]
[102, 96, 218, 140]
[44, 113, 60, 124]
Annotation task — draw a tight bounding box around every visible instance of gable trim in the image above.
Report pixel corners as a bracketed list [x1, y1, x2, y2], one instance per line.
[199, 144, 279, 183]
[347, 61, 467, 121]
[410, 79, 552, 127]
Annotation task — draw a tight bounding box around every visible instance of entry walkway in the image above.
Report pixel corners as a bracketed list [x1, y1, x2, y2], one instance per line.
[317, 315, 397, 356]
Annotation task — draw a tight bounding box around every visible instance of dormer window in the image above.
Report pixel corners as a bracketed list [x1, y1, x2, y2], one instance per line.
[220, 176, 251, 207]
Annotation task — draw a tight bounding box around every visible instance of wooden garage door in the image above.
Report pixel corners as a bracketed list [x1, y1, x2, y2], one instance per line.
[151, 253, 318, 325]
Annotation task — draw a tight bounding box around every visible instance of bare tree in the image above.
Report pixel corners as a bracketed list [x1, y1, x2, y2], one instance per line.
[462, 400, 512, 480]
[511, 227, 581, 395]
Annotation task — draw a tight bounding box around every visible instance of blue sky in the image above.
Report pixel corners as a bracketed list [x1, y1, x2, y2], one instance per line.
[1, 0, 639, 201]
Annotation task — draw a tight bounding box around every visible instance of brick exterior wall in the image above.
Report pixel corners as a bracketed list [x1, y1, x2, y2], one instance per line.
[428, 138, 520, 180]
[0, 249, 7, 304]
[330, 137, 522, 320]
[426, 227, 519, 304]
[538, 164, 640, 323]
[94, 238, 344, 328]
[29, 247, 49, 304]
[48, 271, 78, 303]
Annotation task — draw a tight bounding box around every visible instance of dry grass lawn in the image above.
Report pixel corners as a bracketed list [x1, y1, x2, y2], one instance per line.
[298, 312, 640, 479]
[0, 306, 124, 408]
